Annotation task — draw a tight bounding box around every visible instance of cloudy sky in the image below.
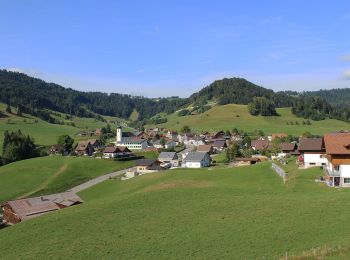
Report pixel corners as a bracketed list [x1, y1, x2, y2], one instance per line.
[1, 0, 350, 97]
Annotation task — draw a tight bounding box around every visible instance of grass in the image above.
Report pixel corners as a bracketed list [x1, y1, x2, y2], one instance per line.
[0, 103, 125, 151]
[149, 104, 350, 135]
[0, 156, 134, 203]
[3, 162, 350, 258]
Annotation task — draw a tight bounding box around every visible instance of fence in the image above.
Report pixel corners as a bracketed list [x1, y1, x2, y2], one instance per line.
[271, 163, 286, 184]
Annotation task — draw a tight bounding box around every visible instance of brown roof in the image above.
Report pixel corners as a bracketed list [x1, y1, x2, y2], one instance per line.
[3, 192, 83, 221]
[324, 133, 350, 155]
[298, 138, 324, 152]
[197, 145, 213, 153]
[251, 140, 270, 150]
[104, 146, 118, 153]
[279, 142, 296, 151]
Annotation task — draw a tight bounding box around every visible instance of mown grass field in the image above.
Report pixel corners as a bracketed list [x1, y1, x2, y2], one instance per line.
[150, 104, 350, 135]
[0, 156, 134, 203]
[2, 162, 350, 258]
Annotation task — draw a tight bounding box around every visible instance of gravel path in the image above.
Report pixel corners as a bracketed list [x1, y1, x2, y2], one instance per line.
[68, 167, 135, 193]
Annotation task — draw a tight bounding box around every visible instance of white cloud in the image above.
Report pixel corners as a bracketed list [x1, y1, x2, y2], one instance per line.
[340, 55, 350, 61]
[343, 69, 350, 80]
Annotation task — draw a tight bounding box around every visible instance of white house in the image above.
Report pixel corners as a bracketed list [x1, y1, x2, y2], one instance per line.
[183, 152, 211, 168]
[115, 127, 148, 150]
[298, 138, 327, 167]
[324, 133, 350, 187]
[179, 134, 205, 147]
[158, 152, 180, 167]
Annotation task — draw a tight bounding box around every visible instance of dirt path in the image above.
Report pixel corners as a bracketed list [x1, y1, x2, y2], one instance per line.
[18, 163, 68, 199]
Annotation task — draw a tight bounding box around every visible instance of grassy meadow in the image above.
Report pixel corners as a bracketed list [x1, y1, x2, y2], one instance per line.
[150, 104, 350, 135]
[0, 156, 134, 203]
[0, 103, 123, 150]
[2, 162, 350, 258]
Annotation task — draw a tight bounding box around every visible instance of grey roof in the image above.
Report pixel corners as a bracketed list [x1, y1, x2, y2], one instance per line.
[184, 152, 208, 162]
[213, 140, 227, 148]
[120, 137, 147, 144]
[135, 159, 158, 166]
[158, 152, 177, 161]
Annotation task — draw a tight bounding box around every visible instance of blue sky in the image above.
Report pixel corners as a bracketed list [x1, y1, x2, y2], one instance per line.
[1, 0, 350, 97]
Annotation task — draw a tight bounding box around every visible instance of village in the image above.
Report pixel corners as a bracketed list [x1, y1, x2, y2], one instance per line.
[50, 126, 350, 187]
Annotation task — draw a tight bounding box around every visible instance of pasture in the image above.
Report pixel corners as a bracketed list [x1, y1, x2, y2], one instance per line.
[2, 162, 350, 258]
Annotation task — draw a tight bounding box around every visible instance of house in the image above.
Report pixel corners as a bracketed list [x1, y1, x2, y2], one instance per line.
[179, 134, 205, 147]
[158, 152, 180, 167]
[197, 145, 214, 154]
[116, 127, 148, 150]
[135, 159, 163, 174]
[165, 140, 176, 149]
[87, 139, 102, 149]
[212, 140, 227, 152]
[298, 138, 327, 167]
[152, 140, 165, 149]
[49, 144, 63, 155]
[75, 140, 95, 156]
[1, 192, 83, 225]
[251, 140, 270, 151]
[103, 146, 132, 159]
[166, 130, 178, 140]
[183, 152, 211, 168]
[277, 142, 297, 157]
[324, 133, 350, 187]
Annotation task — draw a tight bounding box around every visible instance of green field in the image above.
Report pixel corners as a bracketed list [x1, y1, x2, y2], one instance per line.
[0, 103, 123, 150]
[0, 156, 134, 203]
[3, 162, 350, 258]
[150, 104, 350, 135]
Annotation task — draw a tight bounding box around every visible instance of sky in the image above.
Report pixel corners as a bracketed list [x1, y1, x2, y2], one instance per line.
[1, 0, 350, 97]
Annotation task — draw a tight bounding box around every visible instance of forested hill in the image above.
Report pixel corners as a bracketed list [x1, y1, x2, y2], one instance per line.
[302, 88, 350, 107]
[0, 70, 187, 120]
[189, 78, 295, 107]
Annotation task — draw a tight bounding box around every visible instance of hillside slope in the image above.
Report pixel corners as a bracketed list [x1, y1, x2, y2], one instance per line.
[150, 104, 349, 135]
[2, 164, 350, 258]
[0, 156, 133, 203]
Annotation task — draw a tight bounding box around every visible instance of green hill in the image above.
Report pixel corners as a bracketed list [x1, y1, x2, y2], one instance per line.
[0, 156, 133, 203]
[2, 163, 350, 258]
[149, 104, 349, 135]
[0, 102, 125, 150]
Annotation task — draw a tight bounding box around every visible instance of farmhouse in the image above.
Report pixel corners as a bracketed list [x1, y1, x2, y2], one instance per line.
[277, 142, 297, 157]
[158, 152, 180, 167]
[1, 192, 83, 225]
[135, 159, 163, 174]
[75, 140, 95, 156]
[197, 144, 214, 154]
[324, 133, 350, 187]
[298, 138, 327, 167]
[251, 140, 270, 151]
[49, 144, 63, 155]
[116, 127, 148, 150]
[103, 146, 132, 159]
[212, 140, 227, 152]
[183, 152, 211, 168]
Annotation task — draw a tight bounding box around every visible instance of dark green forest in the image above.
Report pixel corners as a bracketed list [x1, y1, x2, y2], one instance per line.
[0, 70, 349, 125]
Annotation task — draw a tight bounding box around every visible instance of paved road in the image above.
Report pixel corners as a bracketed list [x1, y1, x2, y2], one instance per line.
[68, 167, 134, 193]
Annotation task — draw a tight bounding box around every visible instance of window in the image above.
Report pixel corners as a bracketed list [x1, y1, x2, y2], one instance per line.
[310, 163, 316, 166]
[320, 155, 326, 159]
[335, 165, 340, 171]
[344, 178, 350, 184]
